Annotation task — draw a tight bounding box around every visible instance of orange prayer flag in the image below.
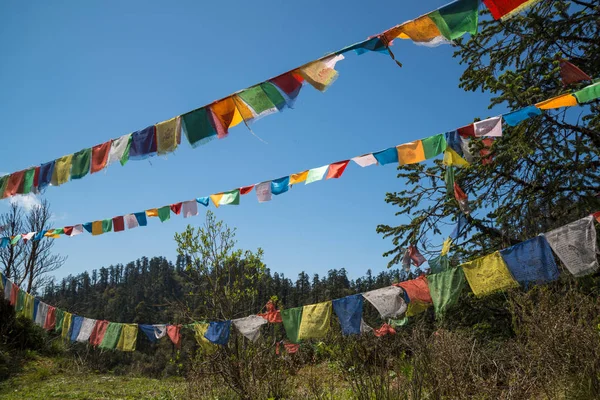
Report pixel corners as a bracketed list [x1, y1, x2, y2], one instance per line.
[326, 160, 350, 179]
[91, 141, 111, 173]
[146, 209, 159, 217]
[397, 141, 426, 165]
[384, 15, 443, 43]
[534, 93, 578, 110]
[290, 171, 309, 185]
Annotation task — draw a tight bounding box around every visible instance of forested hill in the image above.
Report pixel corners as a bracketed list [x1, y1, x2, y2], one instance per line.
[41, 255, 404, 324]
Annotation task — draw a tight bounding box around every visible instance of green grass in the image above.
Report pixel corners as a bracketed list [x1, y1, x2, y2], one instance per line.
[0, 357, 186, 400]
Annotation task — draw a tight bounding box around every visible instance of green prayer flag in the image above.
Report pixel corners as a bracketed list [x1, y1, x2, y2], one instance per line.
[428, 255, 450, 274]
[389, 317, 409, 328]
[428, 0, 479, 40]
[101, 219, 112, 233]
[281, 307, 303, 344]
[422, 134, 447, 159]
[21, 168, 36, 194]
[120, 135, 132, 166]
[181, 108, 217, 148]
[11, 235, 21, 245]
[53, 228, 65, 235]
[99, 322, 123, 350]
[220, 189, 240, 206]
[427, 267, 466, 317]
[445, 166, 455, 197]
[0, 175, 8, 198]
[574, 82, 600, 104]
[55, 309, 65, 332]
[158, 206, 171, 222]
[15, 289, 25, 312]
[71, 148, 92, 180]
[238, 85, 277, 115]
[260, 82, 287, 110]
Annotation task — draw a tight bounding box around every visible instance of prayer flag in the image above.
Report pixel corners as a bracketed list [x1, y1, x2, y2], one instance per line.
[91, 141, 111, 173]
[260, 82, 287, 111]
[574, 82, 600, 104]
[474, 117, 503, 137]
[422, 134, 447, 159]
[483, 0, 543, 20]
[454, 182, 471, 214]
[54, 309, 64, 333]
[83, 223, 93, 234]
[233, 316, 267, 342]
[140, 324, 167, 343]
[384, 15, 445, 44]
[156, 117, 181, 155]
[170, 203, 182, 215]
[543, 216, 599, 277]
[326, 160, 350, 179]
[91, 221, 103, 236]
[90, 320, 109, 346]
[167, 324, 182, 348]
[281, 307, 303, 344]
[239, 185, 254, 195]
[129, 126, 157, 160]
[116, 324, 137, 351]
[220, 189, 240, 205]
[192, 323, 215, 353]
[35, 302, 49, 327]
[37, 161, 55, 190]
[255, 182, 272, 203]
[271, 176, 290, 195]
[76, 318, 96, 342]
[158, 206, 171, 222]
[208, 97, 243, 139]
[44, 306, 56, 330]
[99, 322, 123, 350]
[0, 237, 9, 248]
[197, 197, 210, 207]
[124, 214, 138, 229]
[182, 201, 198, 218]
[297, 55, 344, 92]
[11, 235, 21, 245]
[182, 108, 216, 147]
[535, 94, 578, 110]
[258, 300, 282, 323]
[62, 312, 73, 340]
[406, 300, 431, 317]
[443, 148, 469, 167]
[22, 294, 35, 320]
[428, 0, 479, 40]
[351, 153, 378, 167]
[374, 323, 396, 337]
[461, 251, 519, 296]
[427, 267, 465, 316]
[51, 155, 73, 186]
[499, 236, 559, 286]
[373, 147, 399, 165]
[397, 275, 433, 304]
[298, 302, 332, 340]
[10, 284, 18, 307]
[112, 216, 125, 232]
[0, 176, 7, 198]
[146, 209, 159, 218]
[210, 193, 224, 208]
[204, 321, 231, 345]
[269, 72, 303, 108]
[134, 212, 147, 226]
[559, 60, 591, 86]
[21, 168, 35, 195]
[397, 141, 426, 165]
[332, 294, 363, 336]
[70, 148, 91, 180]
[290, 171, 309, 185]
[102, 219, 112, 233]
[363, 286, 407, 318]
[237, 86, 278, 121]
[107, 134, 132, 166]
[3, 171, 25, 198]
[305, 166, 329, 184]
[503, 105, 542, 126]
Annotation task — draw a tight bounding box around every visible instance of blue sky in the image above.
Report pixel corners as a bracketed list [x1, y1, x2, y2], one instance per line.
[0, 0, 497, 282]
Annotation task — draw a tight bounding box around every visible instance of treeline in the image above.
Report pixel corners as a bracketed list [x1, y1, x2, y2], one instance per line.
[42, 255, 407, 324]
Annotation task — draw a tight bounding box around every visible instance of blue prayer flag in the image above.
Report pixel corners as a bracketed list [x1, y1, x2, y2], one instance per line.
[450, 214, 468, 240]
[134, 212, 147, 227]
[204, 320, 231, 345]
[83, 223, 93, 233]
[38, 161, 55, 190]
[271, 176, 290, 195]
[0, 237, 9, 248]
[499, 236, 559, 286]
[503, 106, 542, 127]
[33, 298, 40, 321]
[445, 131, 464, 157]
[196, 197, 210, 207]
[373, 147, 399, 165]
[139, 324, 158, 343]
[332, 294, 363, 336]
[129, 126, 157, 160]
[70, 316, 84, 342]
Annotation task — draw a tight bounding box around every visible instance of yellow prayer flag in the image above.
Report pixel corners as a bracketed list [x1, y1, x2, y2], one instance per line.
[298, 301, 332, 340]
[406, 300, 431, 317]
[210, 193, 224, 208]
[233, 95, 256, 122]
[290, 171, 309, 185]
[146, 209, 159, 217]
[91, 221, 103, 236]
[193, 323, 216, 354]
[460, 251, 519, 297]
[443, 148, 469, 167]
[51, 154, 74, 186]
[534, 93, 578, 110]
[385, 15, 443, 42]
[44, 231, 60, 239]
[230, 104, 244, 128]
[397, 141, 426, 165]
[441, 237, 452, 256]
[156, 116, 181, 155]
[296, 55, 343, 92]
[62, 312, 72, 339]
[116, 324, 137, 351]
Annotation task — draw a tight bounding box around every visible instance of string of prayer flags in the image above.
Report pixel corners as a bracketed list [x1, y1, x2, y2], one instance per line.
[233, 316, 267, 342]
[182, 201, 198, 218]
[406, 300, 431, 317]
[117, 324, 138, 351]
[460, 251, 519, 296]
[158, 206, 171, 223]
[182, 108, 217, 148]
[54, 309, 64, 333]
[298, 302, 332, 340]
[499, 236, 559, 286]
[542, 216, 599, 277]
[220, 190, 240, 206]
[208, 98, 244, 139]
[332, 294, 364, 336]
[363, 286, 408, 319]
[204, 321, 232, 345]
[559, 60, 592, 86]
[426, 267, 466, 316]
[483, 0, 542, 20]
[62, 312, 73, 340]
[374, 323, 396, 337]
[281, 307, 303, 344]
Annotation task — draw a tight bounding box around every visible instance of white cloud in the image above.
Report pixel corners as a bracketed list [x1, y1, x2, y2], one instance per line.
[9, 193, 42, 212]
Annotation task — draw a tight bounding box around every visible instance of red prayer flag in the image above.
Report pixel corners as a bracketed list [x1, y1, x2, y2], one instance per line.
[63, 226, 73, 236]
[167, 324, 182, 348]
[374, 323, 396, 337]
[10, 284, 18, 306]
[480, 138, 494, 165]
[407, 245, 426, 267]
[240, 185, 255, 195]
[483, 0, 537, 20]
[3, 170, 25, 198]
[326, 160, 350, 180]
[90, 320, 109, 347]
[270, 72, 303, 95]
[258, 300, 282, 323]
[170, 203, 183, 215]
[397, 275, 433, 304]
[559, 60, 591, 86]
[112, 216, 125, 232]
[44, 306, 56, 330]
[457, 124, 475, 138]
[33, 166, 40, 188]
[592, 211, 600, 224]
[91, 141, 111, 173]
